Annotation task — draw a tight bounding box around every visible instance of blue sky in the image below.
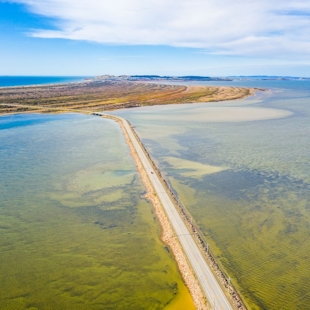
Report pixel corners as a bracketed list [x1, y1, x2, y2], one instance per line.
[1, 0, 310, 76]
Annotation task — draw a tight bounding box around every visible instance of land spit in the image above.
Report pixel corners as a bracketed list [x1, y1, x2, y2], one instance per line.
[0, 80, 256, 115]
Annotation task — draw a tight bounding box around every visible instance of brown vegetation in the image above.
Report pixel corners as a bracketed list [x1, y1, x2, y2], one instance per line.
[0, 80, 255, 115]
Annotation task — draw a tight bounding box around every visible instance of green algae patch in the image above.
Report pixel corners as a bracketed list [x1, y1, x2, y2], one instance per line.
[0, 114, 194, 310]
[164, 282, 196, 310]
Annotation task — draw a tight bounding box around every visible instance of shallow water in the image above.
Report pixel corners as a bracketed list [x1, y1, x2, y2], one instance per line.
[114, 80, 310, 309]
[0, 114, 194, 310]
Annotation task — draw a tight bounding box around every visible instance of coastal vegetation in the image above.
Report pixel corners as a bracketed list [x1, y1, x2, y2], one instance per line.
[0, 80, 254, 115]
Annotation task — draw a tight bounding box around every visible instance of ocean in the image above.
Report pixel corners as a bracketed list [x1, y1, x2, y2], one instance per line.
[0, 76, 89, 87]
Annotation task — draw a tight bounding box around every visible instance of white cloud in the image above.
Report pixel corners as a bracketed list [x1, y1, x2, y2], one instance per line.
[9, 0, 310, 57]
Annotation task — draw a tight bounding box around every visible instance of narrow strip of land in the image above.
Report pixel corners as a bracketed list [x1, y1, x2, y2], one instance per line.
[97, 112, 233, 310]
[0, 80, 255, 115]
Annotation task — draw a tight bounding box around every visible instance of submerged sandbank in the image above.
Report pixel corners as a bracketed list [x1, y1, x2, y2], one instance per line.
[133, 105, 292, 123]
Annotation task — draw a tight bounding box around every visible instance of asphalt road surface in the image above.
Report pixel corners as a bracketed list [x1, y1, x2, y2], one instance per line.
[98, 113, 233, 310]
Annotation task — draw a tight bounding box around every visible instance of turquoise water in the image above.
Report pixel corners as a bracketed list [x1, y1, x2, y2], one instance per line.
[0, 113, 194, 309]
[0, 76, 89, 87]
[155, 78, 310, 90]
[113, 80, 310, 309]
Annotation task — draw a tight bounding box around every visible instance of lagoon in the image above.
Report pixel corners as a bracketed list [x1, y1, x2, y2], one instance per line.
[114, 80, 310, 309]
[0, 113, 194, 309]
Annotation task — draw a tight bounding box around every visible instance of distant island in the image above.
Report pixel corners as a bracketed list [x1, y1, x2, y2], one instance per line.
[92, 75, 233, 82]
[91, 75, 310, 82]
[229, 75, 310, 81]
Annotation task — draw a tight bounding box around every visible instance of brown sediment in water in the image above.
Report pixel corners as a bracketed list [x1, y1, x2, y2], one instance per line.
[111, 116, 208, 310]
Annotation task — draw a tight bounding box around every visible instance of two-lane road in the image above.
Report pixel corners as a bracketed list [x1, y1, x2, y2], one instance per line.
[98, 113, 233, 310]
